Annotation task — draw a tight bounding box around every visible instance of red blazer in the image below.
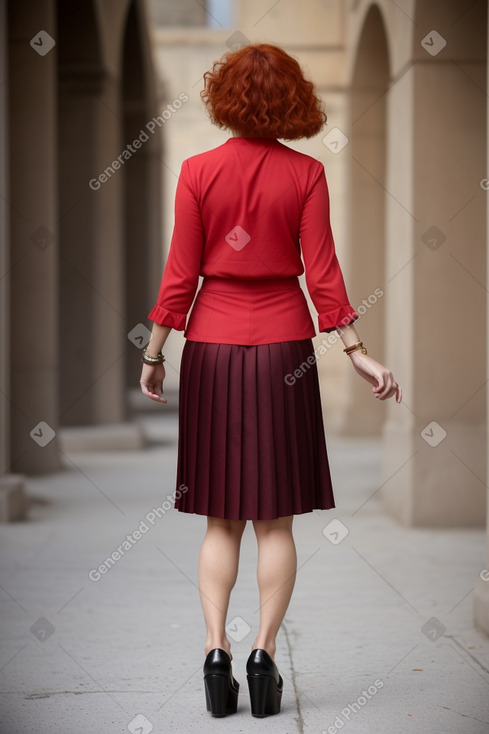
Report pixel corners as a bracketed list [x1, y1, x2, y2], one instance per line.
[147, 137, 358, 345]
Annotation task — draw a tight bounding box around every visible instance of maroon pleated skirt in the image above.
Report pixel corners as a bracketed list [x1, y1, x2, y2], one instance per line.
[173, 339, 335, 520]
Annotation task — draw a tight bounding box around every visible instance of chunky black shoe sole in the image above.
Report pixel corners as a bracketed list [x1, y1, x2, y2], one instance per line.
[203, 648, 239, 717]
[246, 649, 283, 717]
[204, 673, 239, 716]
[247, 672, 283, 716]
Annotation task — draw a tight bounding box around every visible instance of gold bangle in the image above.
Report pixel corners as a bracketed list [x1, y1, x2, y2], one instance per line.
[344, 341, 362, 353]
[141, 346, 166, 365]
[344, 341, 367, 355]
[143, 349, 165, 360]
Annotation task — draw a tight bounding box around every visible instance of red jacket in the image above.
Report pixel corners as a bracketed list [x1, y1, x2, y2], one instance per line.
[147, 137, 358, 344]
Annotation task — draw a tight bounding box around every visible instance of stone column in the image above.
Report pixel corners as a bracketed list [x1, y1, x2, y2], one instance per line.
[55, 0, 146, 450]
[58, 72, 126, 427]
[473, 4, 489, 638]
[0, 0, 28, 519]
[8, 0, 61, 474]
[381, 26, 486, 526]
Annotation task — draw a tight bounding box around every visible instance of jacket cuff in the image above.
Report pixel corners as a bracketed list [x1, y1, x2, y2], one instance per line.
[147, 304, 186, 331]
[319, 305, 359, 333]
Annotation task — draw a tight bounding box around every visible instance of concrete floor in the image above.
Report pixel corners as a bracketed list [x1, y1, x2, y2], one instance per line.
[1, 410, 489, 733]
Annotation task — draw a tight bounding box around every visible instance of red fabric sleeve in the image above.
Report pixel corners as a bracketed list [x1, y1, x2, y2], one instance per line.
[147, 160, 204, 330]
[299, 162, 358, 333]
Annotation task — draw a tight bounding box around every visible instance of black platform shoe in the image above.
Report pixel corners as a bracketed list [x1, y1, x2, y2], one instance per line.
[203, 648, 239, 717]
[246, 648, 283, 717]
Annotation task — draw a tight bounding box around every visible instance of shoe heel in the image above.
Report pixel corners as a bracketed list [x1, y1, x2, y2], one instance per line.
[247, 674, 282, 717]
[204, 674, 238, 717]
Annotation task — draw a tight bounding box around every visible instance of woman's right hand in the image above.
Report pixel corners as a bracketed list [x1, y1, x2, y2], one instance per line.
[348, 351, 402, 403]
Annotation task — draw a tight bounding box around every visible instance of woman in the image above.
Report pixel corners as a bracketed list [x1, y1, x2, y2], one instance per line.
[140, 43, 401, 718]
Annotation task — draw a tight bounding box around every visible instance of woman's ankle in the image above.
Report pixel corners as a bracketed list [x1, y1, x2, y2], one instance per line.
[251, 639, 276, 660]
[204, 638, 232, 657]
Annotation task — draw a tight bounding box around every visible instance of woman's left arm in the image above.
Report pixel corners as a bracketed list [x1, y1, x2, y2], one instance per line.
[141, 159, 204, 404]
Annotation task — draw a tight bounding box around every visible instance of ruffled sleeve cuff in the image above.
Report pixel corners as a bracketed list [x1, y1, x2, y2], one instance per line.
[318, 305, 359, 333]
[147, 304, 186, 331]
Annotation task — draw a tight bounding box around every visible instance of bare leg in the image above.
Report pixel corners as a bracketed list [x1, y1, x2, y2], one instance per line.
[251, 515, 297, 661]
[198, 516, 247, 658]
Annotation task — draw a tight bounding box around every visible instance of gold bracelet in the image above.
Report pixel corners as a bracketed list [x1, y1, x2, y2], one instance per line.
[343, 341, 367, 355]
[344, 340, 362, 353]
[141, 346, 166, 365]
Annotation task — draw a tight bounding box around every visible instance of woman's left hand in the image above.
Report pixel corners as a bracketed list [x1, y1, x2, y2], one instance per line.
[140, 362, 167, 403]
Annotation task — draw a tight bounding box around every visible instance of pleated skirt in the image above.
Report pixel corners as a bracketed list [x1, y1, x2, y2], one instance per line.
[174, 339, 335, 520]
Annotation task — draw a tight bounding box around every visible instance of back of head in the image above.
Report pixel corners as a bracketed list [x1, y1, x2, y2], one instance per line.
[201, 43, 327, 140]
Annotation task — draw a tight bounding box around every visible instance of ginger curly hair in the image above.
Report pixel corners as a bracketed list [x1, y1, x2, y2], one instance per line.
[200, 43, 327, 140]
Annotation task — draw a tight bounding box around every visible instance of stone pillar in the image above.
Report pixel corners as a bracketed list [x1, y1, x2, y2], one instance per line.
[8, 0, 61, 474]
[0, 0, 28, 519]
[58, 73, 126, 426]
[473, 4, 489, 638]
[381, 22, 486, 526]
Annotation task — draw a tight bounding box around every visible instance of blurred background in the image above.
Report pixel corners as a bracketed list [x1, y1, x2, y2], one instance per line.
[1, 0, 489, 709]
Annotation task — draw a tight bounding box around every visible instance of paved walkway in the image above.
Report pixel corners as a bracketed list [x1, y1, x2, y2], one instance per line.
[1, 411, 489, 733]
